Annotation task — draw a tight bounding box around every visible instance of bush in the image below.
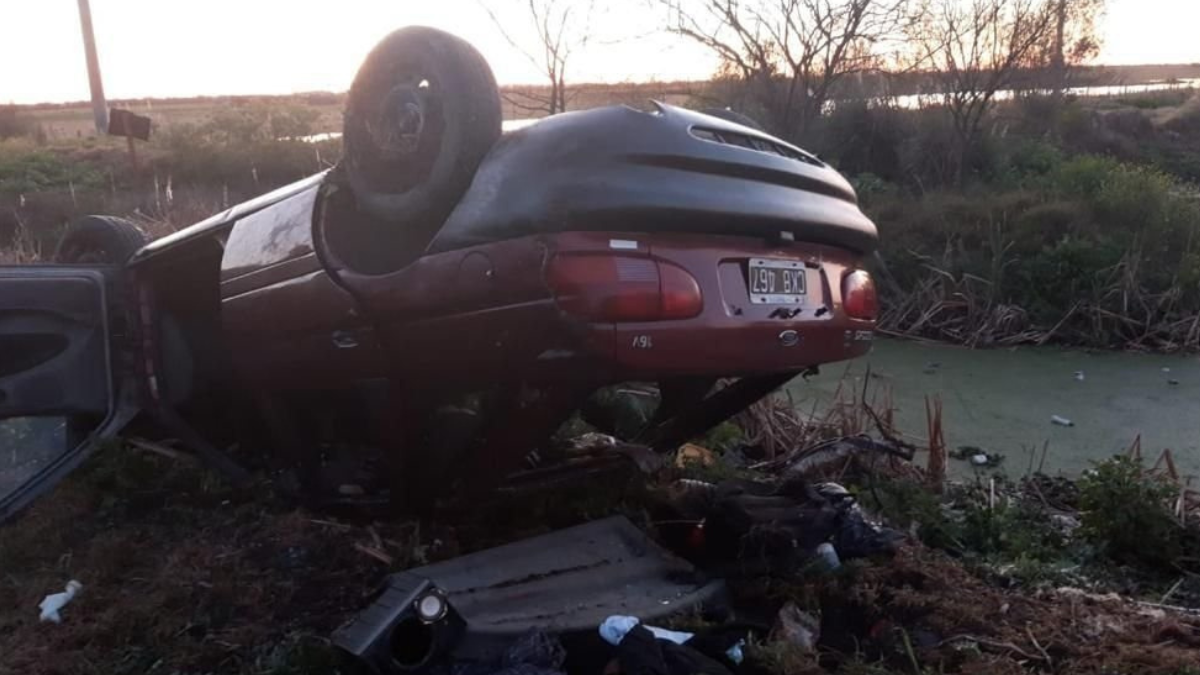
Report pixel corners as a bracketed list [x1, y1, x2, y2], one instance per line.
[1078, 456, 1182, 570]
[1092, 163, 1175, 232]
[817, 101, 910, 182]
[1004, 139, 1064, 180]
[153, 106, 337, 191]
[0, 106, 35, 140]
[960, 501, 1063, 561]
[0, 142, 104, 193]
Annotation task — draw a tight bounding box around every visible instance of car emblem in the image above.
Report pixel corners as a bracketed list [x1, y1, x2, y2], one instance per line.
[778, 330, 800, 347]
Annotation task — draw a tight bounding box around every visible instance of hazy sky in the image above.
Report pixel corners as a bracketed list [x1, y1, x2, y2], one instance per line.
[1, 0, 1196, 105]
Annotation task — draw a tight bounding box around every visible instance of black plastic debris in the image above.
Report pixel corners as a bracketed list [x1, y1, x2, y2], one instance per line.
[659, 478, 904, 573]
[333, 517, 725, 674]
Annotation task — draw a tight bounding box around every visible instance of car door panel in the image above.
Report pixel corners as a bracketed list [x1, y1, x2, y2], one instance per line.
[0, 268, 113, 418]
[0, 265, 119, 523]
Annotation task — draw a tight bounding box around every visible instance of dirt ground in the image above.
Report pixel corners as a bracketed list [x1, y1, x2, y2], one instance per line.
[1, 447, 1198, 675]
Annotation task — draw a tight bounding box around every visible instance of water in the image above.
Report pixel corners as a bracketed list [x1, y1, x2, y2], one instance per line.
[787, 339, 1200, 478]
[885, 79, 1199, 110]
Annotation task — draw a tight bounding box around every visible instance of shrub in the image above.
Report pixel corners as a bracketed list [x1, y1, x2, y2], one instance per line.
[1005, 139, 1064, 179]
[960, 502, 1063, 561]
[1092, 163, 1175, 232]
[0, 106, 35, 139]
[850, 172, 898, 208]
[0, 143, 104, 193]
[1078, 455, 1182, 570]
[1051, 154, 1123, 199]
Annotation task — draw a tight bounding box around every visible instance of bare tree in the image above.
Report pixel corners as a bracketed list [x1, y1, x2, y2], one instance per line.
[1047, 0, 1104, 93]
[660, 0, 918, 140]
[910, 0, 1057, 183]
[481, 0, 598, 116]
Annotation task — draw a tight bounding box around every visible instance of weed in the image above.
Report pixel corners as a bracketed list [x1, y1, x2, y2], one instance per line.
[1078, 455, 1184, 570]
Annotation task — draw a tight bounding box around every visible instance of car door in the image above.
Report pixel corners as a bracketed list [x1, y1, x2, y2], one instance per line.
[0, 265, 122, 522]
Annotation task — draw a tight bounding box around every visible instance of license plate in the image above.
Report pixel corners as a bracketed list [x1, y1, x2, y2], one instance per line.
[748, 258, 806, 304]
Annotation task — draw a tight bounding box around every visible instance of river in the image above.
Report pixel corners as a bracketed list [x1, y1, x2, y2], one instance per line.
[788, 339, 1200, 478]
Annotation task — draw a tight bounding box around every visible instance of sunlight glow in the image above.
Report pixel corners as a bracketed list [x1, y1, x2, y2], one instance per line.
[0, 0, 1195, 105]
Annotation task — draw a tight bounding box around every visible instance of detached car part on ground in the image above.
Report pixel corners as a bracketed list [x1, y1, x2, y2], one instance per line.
[0, 26, 878, 520]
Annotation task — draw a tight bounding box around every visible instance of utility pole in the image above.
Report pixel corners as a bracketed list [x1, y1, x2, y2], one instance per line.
[76, 0, 108, 134]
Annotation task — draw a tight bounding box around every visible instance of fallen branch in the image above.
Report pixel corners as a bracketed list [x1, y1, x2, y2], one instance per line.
[938, 634, 1050, 663]
[353, 542, 394, 566]
[127, 437, 191, 462]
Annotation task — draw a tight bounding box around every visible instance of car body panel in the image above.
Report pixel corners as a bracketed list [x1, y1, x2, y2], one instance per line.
[218, 180, 384, 389]
[431, 104, 877, 256]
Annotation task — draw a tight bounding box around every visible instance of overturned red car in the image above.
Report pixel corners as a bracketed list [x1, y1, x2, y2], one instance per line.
[0, 27, 877, 519]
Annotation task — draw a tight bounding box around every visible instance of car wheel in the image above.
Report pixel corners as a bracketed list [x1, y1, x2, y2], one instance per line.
[701, 107, 766, 132]
[342, 26, 502, 229]
[54, 215, 148, 264]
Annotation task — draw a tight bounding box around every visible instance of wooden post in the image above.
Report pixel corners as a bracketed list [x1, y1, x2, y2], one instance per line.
[76, 0, 108, 134]
[123, 114, 138, 169]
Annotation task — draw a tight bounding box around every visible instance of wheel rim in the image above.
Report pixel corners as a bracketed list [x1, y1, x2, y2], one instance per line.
[370, 82, 428, 158]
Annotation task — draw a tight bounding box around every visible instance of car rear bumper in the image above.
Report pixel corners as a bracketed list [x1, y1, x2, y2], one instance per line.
[349, 230, 875, 388]
[546, 231, 875, 378]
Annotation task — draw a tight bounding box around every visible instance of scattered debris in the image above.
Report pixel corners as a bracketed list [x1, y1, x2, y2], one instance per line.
[772, 601, 819, 652]
[1051, 415, 1074, 427]
[599, 615, 745, 664]
[37, 580, 81, 624]
[814, 542, 841, 570]
[949, 445, 1004, 467]
[675, 443, 717, 468]
[1074, 370, 1085, 381]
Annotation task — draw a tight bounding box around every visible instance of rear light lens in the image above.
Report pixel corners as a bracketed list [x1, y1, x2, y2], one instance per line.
[548, 254, 703, 322]
[842, 270, 878, 320]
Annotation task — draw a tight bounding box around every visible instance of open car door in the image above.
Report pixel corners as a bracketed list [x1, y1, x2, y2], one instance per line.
[0, 266, 124, 522]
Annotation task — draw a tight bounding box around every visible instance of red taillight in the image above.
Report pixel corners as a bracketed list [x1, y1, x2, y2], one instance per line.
[843, 270, 878, 320]
[547, 254, 703, 322]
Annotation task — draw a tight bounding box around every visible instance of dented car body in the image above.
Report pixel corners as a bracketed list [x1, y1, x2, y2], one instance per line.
[0, 29, 877, 520]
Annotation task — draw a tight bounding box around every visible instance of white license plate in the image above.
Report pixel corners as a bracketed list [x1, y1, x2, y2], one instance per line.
[748, 258, 806, 304]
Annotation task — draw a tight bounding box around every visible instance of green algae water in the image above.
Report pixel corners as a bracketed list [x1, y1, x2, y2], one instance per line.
[788, 339, 1200, 478]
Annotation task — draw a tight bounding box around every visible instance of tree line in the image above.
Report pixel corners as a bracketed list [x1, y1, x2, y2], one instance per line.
[483, 0, 1106, 184]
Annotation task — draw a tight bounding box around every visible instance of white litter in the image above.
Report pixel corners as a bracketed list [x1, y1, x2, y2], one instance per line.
[599, 615, 745, 663]
[1162, 367, 1172, 373]
[39, 580, 82, 624]
[971, 454, 990, 466]
[1051, 415, 1074, 427]
[1074, 371, 1085, 382]
[815, 542, 841, 570]
[600, 615, 693, 646]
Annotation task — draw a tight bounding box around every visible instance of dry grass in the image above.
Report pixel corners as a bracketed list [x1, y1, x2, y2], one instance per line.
[0, 212, 44, 263]
[880, 253, 1200, 352]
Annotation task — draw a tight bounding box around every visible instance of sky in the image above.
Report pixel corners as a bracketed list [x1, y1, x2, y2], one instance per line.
[0, 0, 1197, 105]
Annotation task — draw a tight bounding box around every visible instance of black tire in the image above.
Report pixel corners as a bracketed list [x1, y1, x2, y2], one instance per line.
[701, 107, 766, 132]
[343, 26, 502, 228]
[54, 215, 148, 264]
